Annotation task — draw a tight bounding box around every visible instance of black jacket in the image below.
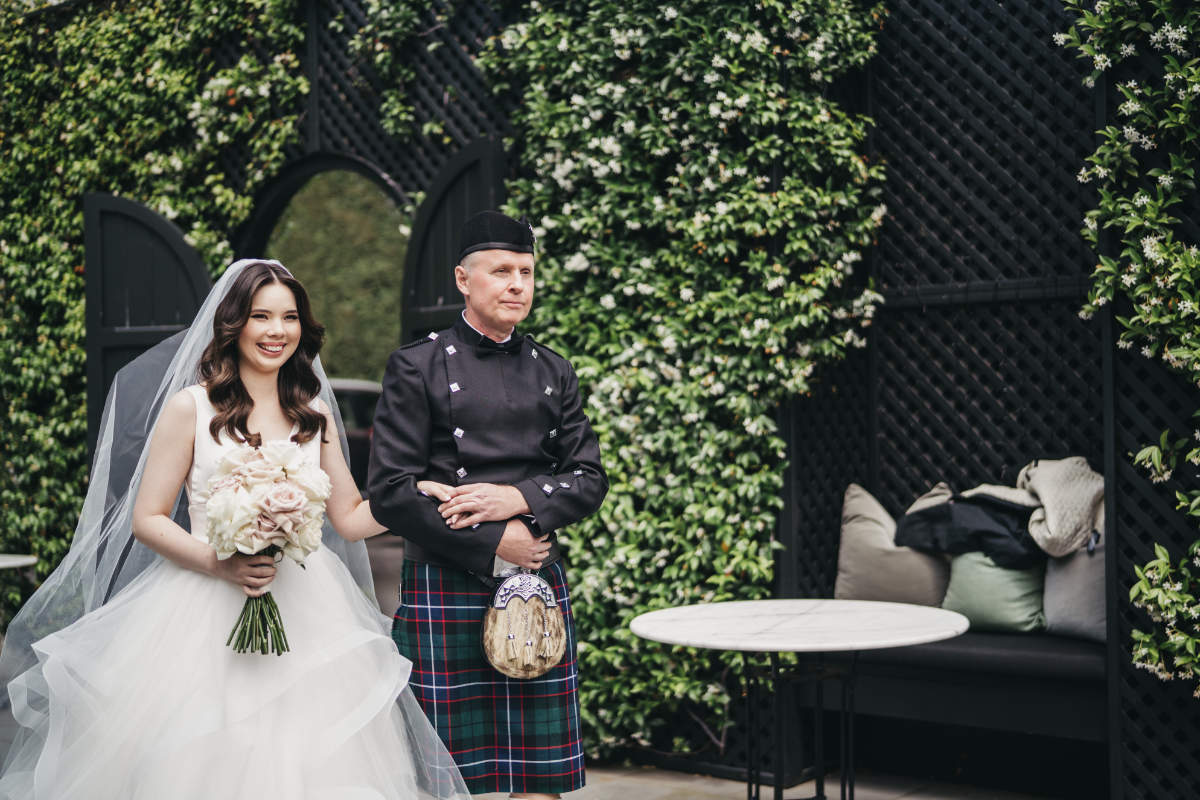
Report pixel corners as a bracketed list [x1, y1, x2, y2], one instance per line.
[367, 316, 608, 574]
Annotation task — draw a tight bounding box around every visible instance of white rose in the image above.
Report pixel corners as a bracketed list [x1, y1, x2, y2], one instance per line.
[260, 440, 307, 475]
[287, 461, 332, 502]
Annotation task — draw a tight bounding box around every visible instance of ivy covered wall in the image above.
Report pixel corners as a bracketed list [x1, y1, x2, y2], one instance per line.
[2, 0, 887, 760]
[0, 0, 306, 620]
[477, 0, 887, 755]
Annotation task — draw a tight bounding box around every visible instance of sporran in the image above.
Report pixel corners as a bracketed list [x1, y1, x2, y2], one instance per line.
[480, 570, 566, 679]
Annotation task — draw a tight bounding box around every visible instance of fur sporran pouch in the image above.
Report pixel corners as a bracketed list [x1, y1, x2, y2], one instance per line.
[481, 571, 566, 679]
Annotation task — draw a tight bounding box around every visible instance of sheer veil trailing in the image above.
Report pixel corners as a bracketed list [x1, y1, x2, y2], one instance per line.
[0, 259, 467, 797]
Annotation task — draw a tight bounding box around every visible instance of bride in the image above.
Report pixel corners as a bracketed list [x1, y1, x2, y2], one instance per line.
[0, 260, 468, 799]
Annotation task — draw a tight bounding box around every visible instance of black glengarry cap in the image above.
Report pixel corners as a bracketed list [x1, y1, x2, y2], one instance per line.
[457, 210, 535, 263]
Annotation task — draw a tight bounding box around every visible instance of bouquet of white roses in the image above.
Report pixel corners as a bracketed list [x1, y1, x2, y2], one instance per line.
[206, 440, 331, 655]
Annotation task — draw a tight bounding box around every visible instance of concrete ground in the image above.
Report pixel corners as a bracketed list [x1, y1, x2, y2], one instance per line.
[477, 764, 1047, 799]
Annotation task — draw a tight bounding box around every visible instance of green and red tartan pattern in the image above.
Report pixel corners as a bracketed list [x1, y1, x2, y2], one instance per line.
[393, 559, 585, 795]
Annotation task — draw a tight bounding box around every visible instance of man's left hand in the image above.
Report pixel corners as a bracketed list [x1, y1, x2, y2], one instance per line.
[437, 483, 531, 529]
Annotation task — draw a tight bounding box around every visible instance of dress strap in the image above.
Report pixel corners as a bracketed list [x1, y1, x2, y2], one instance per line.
[184, 385, 217, 449]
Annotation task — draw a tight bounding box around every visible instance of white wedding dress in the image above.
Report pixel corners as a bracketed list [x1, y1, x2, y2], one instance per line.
[0, 386, 466, 799]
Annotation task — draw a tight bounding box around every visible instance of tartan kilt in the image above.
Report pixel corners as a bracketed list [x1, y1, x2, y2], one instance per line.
[393, 559, 584, 795]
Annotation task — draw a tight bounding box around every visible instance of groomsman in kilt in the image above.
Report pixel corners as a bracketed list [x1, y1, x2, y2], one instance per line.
[367, 210, 608, 798]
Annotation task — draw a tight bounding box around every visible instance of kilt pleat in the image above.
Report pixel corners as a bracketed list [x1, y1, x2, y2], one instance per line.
[393, 559, 585, 795]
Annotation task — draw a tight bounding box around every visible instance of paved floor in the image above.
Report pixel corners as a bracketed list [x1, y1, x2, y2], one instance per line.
[478, 764, 1046, 799]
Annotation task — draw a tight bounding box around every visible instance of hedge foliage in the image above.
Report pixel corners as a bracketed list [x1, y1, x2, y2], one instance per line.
[1, 0, 887, 759]
[474, 0, 887, 755]
[1062, 1, 1200, 697]
[0, 0, 306, 623]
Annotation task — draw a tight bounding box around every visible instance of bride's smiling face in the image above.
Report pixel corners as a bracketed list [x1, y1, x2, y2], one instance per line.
[236, 281, 302, 374]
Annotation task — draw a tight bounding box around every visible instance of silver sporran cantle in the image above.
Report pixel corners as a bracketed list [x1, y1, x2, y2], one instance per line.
[481, 571, 566, 679]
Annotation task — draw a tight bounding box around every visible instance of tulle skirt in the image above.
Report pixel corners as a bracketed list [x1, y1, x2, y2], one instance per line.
[0, 550, 468, 799]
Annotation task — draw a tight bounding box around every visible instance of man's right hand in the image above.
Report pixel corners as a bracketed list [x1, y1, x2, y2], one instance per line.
[495, 519, 552, 570]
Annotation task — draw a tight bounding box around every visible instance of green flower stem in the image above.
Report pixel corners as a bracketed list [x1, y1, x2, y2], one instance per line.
[227, 591, 290, 656]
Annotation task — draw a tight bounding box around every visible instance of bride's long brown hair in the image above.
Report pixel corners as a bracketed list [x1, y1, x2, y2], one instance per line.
[198, 261, 327, 445]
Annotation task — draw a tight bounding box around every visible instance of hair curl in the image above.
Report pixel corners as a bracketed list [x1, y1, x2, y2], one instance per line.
[198, 261, 327, 445]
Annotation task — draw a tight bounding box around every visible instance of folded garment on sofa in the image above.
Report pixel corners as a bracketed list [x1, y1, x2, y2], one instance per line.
[894, 492, 1046, 569]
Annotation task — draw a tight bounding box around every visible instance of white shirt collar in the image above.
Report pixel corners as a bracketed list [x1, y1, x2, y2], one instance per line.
[461, 310, 513, 343]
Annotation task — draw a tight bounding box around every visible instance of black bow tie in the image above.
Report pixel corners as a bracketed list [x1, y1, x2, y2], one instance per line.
[476, 335, 523, 357]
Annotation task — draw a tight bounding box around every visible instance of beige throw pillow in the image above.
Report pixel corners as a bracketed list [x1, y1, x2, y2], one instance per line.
[834, 484, 951, 606]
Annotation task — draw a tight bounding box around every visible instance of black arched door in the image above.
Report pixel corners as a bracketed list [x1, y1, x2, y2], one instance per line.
[83, 193, 211, 454]
[402, 138, 507, 342]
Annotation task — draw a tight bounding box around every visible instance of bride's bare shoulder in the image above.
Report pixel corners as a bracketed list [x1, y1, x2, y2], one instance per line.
[160, 387, 199, 425]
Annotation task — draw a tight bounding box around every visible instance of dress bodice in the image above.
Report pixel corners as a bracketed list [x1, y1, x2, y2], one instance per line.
[182, 385, 323, 541]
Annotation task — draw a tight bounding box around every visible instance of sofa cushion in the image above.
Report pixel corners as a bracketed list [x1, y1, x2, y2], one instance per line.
[941, 552, 1046, 633]
[834, 484, 950, 606]
[1044, 536, 1106, 642]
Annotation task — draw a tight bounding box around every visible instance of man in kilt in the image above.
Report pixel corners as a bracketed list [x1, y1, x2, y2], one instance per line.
[368, 210, 608, 798]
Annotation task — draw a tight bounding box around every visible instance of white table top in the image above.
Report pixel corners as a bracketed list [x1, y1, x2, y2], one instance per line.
[0, 555, 37, 570]
[630, 599, 969, 653]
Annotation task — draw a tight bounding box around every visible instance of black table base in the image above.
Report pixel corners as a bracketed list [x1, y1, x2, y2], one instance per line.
[744, 652, 859, 800]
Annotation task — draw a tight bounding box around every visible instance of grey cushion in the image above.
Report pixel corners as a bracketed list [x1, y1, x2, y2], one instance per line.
[942, 552, 1046, 633]
[1044, 537, 1106, 642]
[834, 484, 950, 606]
[906, 481, 953, 513]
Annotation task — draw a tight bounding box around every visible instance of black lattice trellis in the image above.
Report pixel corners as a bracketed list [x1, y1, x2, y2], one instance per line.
[303, 0, 509, 202]
[1113, 350, 1200, 799]
[782, 0, 1200, 797]
[872, 0, 1095, 289]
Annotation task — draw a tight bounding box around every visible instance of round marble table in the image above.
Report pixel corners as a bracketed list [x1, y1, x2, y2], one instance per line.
[630, 600, 968, 800]
[630, 598, 967, 653]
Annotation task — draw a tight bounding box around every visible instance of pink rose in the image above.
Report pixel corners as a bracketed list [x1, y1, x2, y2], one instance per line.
[255, 512, 280, 534]
[260, 481, 307, 538]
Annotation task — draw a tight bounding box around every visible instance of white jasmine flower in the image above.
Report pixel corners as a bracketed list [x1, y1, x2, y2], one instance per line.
[1076, 168, 1091, 183]
[663, 6, 677, 20]
[564, 252, 590, 272]
[1159, 174, 1174, 188]
[1052, 32, 1067, 46]
[703, 72, 719, 85]
[679, 287, 695, 302]
[599, 294, 616, 310]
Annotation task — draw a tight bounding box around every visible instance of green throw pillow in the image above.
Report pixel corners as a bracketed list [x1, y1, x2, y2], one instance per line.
[941, 552, 1046, 633]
